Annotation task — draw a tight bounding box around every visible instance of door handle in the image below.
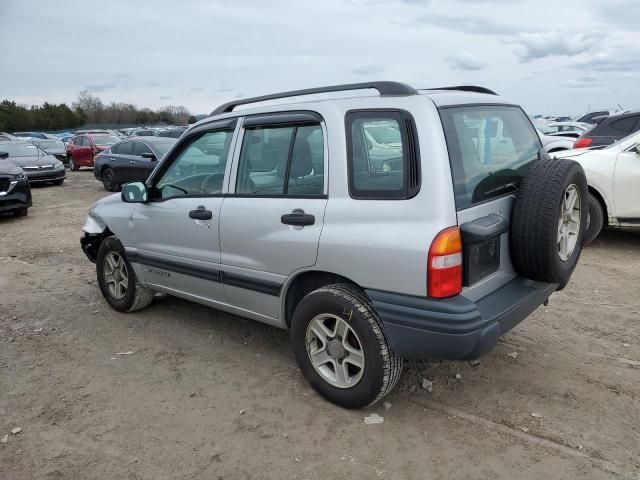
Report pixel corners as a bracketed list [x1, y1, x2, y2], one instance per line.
[189, 207, 213, 221]
[129, 160, 136, 164]
[281, 211, 315, 226]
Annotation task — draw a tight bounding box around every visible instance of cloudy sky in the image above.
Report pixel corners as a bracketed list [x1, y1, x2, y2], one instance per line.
[1, 0, 638, 116]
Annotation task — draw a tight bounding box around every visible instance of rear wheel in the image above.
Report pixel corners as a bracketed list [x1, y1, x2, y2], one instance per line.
[102, 168, 119, 192]
[96, 236, 154, 312]
[583, 193, 604, 246]
[291, 284, 402, 409]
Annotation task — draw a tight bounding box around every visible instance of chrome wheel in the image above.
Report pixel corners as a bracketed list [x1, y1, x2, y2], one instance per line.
[305, 313, 365, 389]
[557, 184, 581, 261]
[103, 251, 128, 299]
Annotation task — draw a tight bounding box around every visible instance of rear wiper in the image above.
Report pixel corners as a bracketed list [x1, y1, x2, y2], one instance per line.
[484, 181, 518, 196]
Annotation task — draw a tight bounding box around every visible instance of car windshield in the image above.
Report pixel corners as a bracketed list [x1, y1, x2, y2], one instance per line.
[91, 135, 120, 146]
[440, 105, 541, 209]
[35, 140, 65, 150]
[0, 143, 41, 157]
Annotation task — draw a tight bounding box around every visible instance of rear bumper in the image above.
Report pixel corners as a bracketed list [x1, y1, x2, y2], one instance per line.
[367, 277, 558, 360]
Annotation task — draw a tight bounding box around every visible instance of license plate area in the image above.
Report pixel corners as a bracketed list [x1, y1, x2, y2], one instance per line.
[460, 214, 509, 287]
[463, 237, 500, 285]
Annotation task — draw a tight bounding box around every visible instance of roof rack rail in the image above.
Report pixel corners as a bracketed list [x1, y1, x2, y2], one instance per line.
[210, 81, 419, 115]
[424, 85, 498, 95]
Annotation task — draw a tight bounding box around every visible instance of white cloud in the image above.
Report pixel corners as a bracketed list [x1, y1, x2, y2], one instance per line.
[447, 52, 487, 71]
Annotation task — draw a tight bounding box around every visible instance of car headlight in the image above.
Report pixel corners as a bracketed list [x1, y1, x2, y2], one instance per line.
[14, 173, 27, 181]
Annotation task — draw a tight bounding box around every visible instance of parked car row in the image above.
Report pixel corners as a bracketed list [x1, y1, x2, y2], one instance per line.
[0, 141, 66, 217]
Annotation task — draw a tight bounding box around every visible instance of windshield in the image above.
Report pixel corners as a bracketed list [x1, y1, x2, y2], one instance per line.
[440, 105, 541, 209]
[91, 135, 120, 146]
[0, 143, 42, 157]
[35, 139, 65, 150]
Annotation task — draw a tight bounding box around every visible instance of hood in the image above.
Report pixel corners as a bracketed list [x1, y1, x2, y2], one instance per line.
[6, 154, 63, 168]
[93, 192, 123, 210]
[0, 161, 23, 176]
[42, 147, 67, 156]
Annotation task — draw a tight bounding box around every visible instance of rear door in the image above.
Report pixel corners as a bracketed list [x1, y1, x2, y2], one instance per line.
[219, 113, 327, 320]
[439, 105, 542, 301]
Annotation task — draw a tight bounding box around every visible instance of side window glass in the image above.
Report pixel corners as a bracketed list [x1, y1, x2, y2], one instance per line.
[155, 130, 234, 199]
[79, 137, 87, 146]
[610, 116, 639, 133]
[116, 142, 133, 155]
[236, 126, 294, 195]
[235, 124, 325, 196]
[134, 142, 153, 157]
[286, 125, 324, 196]
[347, 112, 409, 198]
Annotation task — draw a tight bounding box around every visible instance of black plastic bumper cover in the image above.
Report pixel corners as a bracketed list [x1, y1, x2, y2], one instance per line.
[81, 233, 103, 263]
[366, 277, 557, 360]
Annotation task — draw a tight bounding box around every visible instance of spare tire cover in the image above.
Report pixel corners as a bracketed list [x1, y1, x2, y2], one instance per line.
[510, 157, 588, 288]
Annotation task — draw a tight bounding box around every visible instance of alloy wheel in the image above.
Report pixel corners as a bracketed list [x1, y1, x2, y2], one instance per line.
[103, 251, 128, 299]
[305, 313, 365, 389]
[557, 184, 581, 261]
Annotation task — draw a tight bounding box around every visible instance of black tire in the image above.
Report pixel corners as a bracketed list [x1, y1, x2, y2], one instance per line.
[53, 179, 64, 186]
[102, 168, 119, 192]
[96, 236, 154, 312]
[583, 193, 604, 246]
[511, 158, 588, 287]
[13, 208, 28, 217]
[68, 157, 79, 171]
[291, 283, 403, 409]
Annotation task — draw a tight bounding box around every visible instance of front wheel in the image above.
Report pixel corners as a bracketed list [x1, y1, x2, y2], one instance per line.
[291, 284, 402, 409]
[13, 208, 28, 217]
[53, 179, 64, 186]
[96, 236, 154, 312]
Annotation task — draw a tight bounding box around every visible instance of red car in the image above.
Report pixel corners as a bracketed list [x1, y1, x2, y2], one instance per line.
[66, 134, 120, 171]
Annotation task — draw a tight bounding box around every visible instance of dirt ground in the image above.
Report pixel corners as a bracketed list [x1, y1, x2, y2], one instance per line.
[1, 171, 639, 480]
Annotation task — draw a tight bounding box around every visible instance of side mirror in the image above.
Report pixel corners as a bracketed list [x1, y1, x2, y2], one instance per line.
[121, 182, 148, 203]
[0, 152, 8, 160]
[141, 152, 157, 161]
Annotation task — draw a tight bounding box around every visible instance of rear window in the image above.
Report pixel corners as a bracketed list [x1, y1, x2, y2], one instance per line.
[440, 105, 541, 210]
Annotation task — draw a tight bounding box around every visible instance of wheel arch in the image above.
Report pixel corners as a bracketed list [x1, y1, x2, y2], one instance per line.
[281, 270, 362, 328]
[588, 184, 609, 226]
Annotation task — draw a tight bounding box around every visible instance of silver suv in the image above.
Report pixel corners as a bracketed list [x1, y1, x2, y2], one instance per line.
[81, 82, 588, 408]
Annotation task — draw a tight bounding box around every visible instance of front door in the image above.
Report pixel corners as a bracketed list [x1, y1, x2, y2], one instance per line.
[219, 116, 327, 320]
[129, 125, 238, 304]
[613, 146, 640, 220]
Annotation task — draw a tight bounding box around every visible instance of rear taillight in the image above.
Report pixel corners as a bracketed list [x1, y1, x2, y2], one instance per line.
[428, 227, 463, 298]
[574, 138, 593, 148]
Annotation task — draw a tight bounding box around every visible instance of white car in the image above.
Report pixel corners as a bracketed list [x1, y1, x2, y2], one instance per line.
[544, 122, 593, 139]
[555, 131, 640, 244]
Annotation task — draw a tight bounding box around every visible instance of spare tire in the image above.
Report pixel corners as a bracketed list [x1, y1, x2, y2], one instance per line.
[510, 157, 588, 288]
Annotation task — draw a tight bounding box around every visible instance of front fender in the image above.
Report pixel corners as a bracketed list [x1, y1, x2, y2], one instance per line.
[82, 214, 107, 234]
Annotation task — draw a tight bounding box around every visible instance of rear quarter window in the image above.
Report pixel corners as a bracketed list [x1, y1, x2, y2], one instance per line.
[440, 105, 541, 210]
[345, 110, 420, 199]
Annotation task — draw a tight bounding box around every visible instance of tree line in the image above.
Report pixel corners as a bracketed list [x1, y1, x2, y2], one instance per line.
[0, 91, 193, 132]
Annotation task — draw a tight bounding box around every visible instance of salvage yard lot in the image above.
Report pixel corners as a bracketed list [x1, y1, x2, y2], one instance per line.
[1, 172, 639, 480]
